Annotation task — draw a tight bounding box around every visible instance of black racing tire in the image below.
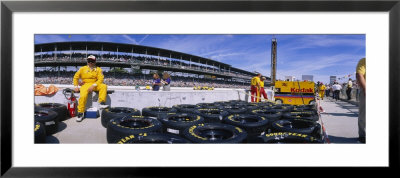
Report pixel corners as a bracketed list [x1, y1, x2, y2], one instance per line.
[196, 103, 220, 109]
[101, 107, 141, 128]
[280, 104, 295, 110]
[36, 103, 68, 121]
[182, 123, 248, 143]
[250, 109, 283, 123]
[34, 108, 59, 135]
[262, 101, 276, 106]
[115, 133, 191, 144]
[295, 104, 316, 110]
[256, 105, 273, 111]
[255, 102, 275, 109]
[213, 101, 232, 106]
[282, 111, 319, 122]
[34, 122, 46, 143]
[271, 119, 320, 136]
[159, 113, 205, 135]
[106, 115, 163, 143]
[141, 106, 177, 119]
[270, 104, 293, 113]
[172, 104, 201, 113]
[194, 108, 230, 123]
[222, 114, 269, 135]
[241, 103, 260, 111]
[274, 99, 283, 104]
[228, 100, 248, 105]
[260, 132, 323, 143]
[312, 124, 323, 140]
[292, 105, 318, 114]
[218, 105, 248, 114]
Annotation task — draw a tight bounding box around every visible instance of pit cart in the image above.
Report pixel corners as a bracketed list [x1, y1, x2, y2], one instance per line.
[273, 80, 316, 105]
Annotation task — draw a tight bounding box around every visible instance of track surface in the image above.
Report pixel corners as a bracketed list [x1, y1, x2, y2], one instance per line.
[319, 96, 361, 144]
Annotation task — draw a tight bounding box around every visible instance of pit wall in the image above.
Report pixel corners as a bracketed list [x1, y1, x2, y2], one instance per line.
[34, 85, 274, 111]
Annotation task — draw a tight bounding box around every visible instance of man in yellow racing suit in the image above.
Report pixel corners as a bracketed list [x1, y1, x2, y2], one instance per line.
[318, 82, 326, 100]
[250, 73, 261, 102]
[73, 55, 107, 122]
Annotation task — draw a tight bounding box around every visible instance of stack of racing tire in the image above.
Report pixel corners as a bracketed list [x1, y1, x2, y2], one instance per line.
[34, 103, 69, 143]
[103, 100, 324, 144]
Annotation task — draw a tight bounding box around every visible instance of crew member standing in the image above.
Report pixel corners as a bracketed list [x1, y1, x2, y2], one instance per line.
[318, 82, 326, 100]
[260, 76, 268, 101]
[346, 78, 353, 100]
[250, 73, 262, 102]
[73, 55, 108, 122]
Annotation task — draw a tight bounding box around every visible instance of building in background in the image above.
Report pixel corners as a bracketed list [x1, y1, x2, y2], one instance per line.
[302, 75, 313, 81]
[330, 76, 337, 85]
[284, 76, 296, 81]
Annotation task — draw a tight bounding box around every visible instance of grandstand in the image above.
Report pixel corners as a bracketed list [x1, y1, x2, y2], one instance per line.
[34, 41, 270, 88]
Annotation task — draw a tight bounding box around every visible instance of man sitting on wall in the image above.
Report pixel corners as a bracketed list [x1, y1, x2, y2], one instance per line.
[73, 55, 108, 122]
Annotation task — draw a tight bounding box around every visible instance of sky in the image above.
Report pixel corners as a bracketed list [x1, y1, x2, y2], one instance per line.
[35, 34, 365, 84]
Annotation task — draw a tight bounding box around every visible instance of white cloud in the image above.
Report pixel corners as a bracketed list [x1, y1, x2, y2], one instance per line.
[199, 49, 230, 57]
[137, 35, 149, 44]
[275, 53, 364, 83]
[282, 35, 365, 51]
[209, 52, 244, 61]
[121, 35, 138, 44]
[241, 61, 270, 76]
[153, 35, 235, 56]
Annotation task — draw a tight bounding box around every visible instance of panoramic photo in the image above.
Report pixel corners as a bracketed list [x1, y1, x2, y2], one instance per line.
[33, 34, 366, 144]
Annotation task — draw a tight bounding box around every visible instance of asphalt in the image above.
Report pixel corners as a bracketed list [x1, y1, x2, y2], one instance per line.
[318, 96, 361, 144]
[45, 96, 362, 144]
[46, 112, 107, 144]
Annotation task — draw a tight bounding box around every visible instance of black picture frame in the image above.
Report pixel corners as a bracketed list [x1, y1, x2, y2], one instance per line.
[1, 0, 399, 177]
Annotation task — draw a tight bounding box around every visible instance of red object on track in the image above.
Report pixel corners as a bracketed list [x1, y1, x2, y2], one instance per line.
[63, 88, 77, 117]
[67, 96, 77, 117]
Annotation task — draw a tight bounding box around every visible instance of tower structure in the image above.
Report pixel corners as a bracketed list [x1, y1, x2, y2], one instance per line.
[271, 38, 277, 85]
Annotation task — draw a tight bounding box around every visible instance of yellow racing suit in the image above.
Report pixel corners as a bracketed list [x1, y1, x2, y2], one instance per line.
[73, 65, 107, 113]
[318, 84, 326, 100]
[250, 76, 261, 102]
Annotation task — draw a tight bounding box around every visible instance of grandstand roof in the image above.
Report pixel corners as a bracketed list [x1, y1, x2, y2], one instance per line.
[35, 41, 255, 76]
[34, 61, 242, 79]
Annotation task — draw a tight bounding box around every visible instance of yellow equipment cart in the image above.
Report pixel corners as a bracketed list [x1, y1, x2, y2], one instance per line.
[273, 81, 316, 105]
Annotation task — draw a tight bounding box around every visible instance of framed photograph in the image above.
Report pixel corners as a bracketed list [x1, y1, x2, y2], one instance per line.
[1, 0, 399, 176]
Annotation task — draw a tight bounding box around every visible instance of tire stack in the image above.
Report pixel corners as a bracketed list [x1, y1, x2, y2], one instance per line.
[105, 104, 249, 144]
[105, 106, 192, 144]
[34, 121, 46, 143]
[259, 104, 323, 143]
[36, 103, 69, 122]
[101, 107, 141, 128]
[34, 103, 69, 143]
[141, 106, 178, 118]
[216, 101, 269, 143]
[104, 101, 324, 144]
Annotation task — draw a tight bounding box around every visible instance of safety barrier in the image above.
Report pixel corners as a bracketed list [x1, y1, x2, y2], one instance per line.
[34, 85, 248, 112]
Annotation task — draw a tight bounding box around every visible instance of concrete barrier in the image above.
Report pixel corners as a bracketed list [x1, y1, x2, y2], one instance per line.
[34, 85, 253, 111]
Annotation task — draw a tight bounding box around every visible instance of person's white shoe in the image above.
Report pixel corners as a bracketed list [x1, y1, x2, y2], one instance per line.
[99, 102, 109, 109]
[76, 112, 84, 122]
